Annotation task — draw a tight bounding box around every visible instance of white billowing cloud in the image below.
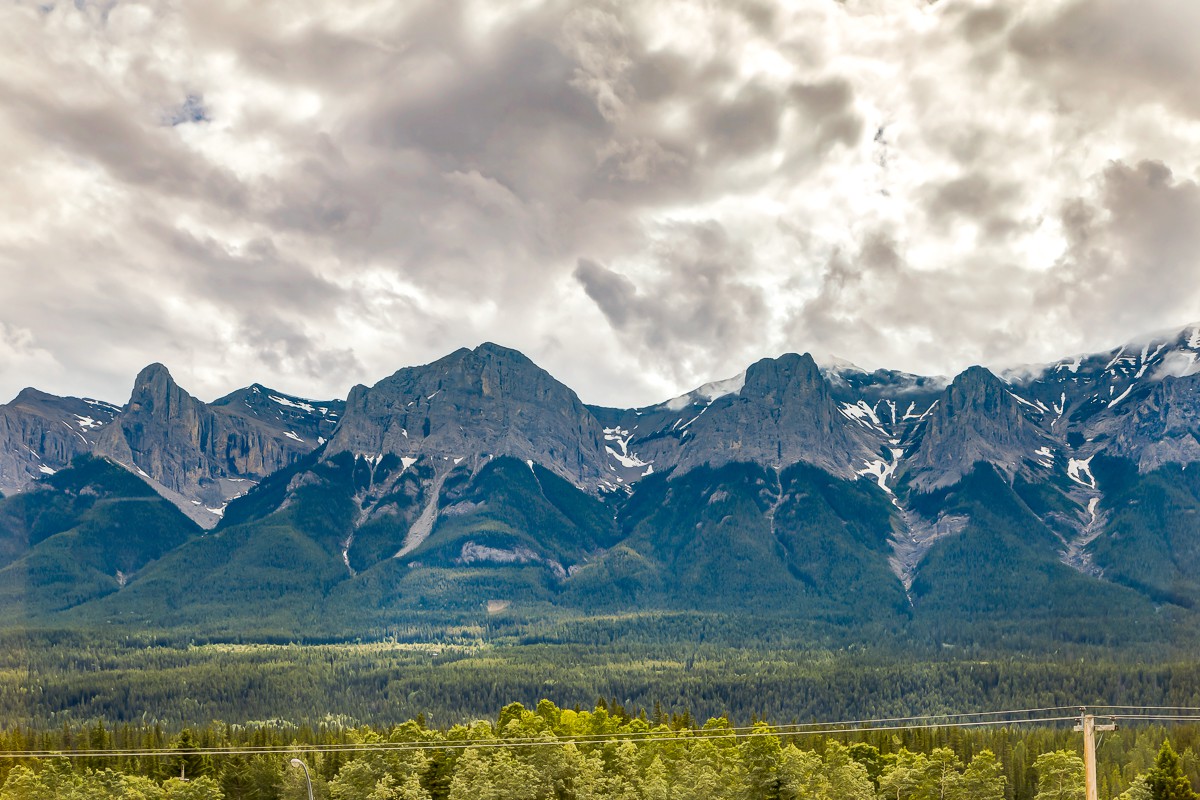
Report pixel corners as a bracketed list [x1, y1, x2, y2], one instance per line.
[0, 0, 1197, 408]
[0, 324, 64, 396]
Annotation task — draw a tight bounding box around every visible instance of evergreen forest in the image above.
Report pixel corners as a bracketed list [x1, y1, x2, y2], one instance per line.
[1, 699, 1200, 800]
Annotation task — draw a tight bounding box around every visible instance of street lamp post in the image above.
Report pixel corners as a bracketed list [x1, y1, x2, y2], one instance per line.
[288, 757, 314, 800]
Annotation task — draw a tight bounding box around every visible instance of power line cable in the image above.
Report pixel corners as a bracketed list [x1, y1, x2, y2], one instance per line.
[0, 713, 1084, 759]
[0, 705, 1079, 756]
[19, 707, 1200, 767]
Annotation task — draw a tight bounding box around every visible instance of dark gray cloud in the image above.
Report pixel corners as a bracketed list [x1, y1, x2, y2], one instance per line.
[956, 4, 1012, 42]
[788, 77, 862, 154]
[1042, 160, 1200, 336]
[0, 77, 248, 209]
[920, 171, 1022, 239]
[574, 221, 772, 383]
[1010, 0, 1200, 116]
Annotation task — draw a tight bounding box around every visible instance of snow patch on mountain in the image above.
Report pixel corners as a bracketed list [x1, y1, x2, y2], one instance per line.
[1067, 456, 1096, 488]
[1107, 385, 1133, 409]
[269, 394, 316, 413]
[605, 429, 650, 470]
[1059, 355, 1082, 373]
[1034, 446, 1054, 468]
[840, 401, 886, 432]
[1008, 391, 1047, 414]
[856, 448, 903, 493]
[73, 414, 102, 431]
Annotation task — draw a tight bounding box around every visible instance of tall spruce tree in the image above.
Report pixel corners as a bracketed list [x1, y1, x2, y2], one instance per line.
[1147, 741, 1200, 800]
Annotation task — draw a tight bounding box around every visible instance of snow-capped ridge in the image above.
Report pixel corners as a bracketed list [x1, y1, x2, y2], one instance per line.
[662, 371, 747, 412]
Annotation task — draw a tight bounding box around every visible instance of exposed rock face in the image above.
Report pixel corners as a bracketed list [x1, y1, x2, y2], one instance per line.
[630, 352, 881, 478]
[209, 384, 343, 459]
[324, 343, 612, 488]
[6, 325, 1200, 523]
[95, 364, 220, 503]
[0, 389, 119, 495]
[903, 366, 1051, 491]
[1100, 374, 1200, 472]
[95, 364, 340, 526]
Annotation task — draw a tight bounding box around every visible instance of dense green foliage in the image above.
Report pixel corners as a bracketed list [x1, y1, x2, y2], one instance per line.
[1146, 741, 1200, 800]
[8, 633, 1200, 731]
[0, 457, 199, 619]
[1, 453, 1199, 654]
[2, 700, 1200, 800]
[905, 466, 1181, 649]
[1088, 458, 1200, 609]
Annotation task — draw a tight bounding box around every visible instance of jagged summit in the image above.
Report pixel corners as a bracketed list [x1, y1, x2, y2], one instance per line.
[901, 365, 1051, 491]
[4, 321, 1200, 526]
[93, 365, 340, 528]
[615, 351, 881, 480]
[325, 341, 613, 489]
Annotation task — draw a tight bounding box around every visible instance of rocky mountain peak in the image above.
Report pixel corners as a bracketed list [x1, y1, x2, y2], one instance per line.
[941, 365, 1013, 418]
[95, 366, 334, 528]
[124, 362, 190, 416]
[642, 351, 880, 479]
[902, 365, 1048, 490]
[10, 387, 56, 407]
[325, 345, 612, 489]
[441, 342, 545, 400]
[135, 361, 172, 382]
[741, 352, 825, 400]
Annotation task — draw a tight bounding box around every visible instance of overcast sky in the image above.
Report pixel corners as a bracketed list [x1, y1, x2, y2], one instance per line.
[2, 0, 1199, 407]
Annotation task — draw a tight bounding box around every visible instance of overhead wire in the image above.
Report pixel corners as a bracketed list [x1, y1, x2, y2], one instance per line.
[8, 705, 1199, 761]
[0, 706, 1080, 754]
[1092, 705, 1200, 712]
[0, 711, 1085, 759]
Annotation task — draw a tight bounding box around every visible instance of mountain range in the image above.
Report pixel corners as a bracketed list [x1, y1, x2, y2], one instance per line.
[2, 322, 1200, 649]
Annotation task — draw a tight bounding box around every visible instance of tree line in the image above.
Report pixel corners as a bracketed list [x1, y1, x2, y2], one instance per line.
[3, 700, 1200, 800]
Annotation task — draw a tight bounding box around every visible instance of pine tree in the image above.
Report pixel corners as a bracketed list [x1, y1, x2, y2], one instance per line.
[1147, 741, 1200, 800]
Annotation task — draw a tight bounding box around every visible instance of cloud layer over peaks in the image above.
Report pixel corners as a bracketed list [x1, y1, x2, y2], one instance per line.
[1, 0, 1198, 407]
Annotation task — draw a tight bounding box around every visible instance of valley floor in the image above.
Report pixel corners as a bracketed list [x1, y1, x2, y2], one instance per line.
[4, 628, 1200, 729]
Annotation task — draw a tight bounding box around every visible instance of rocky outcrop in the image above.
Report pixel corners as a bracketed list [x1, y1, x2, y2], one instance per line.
[629, 353, 882, 479]
[0, 388, 119, 494]
[95, 364, 339, 526]
[1098, 373, 1200, 472]
[324, 343, 613, 489]
[902, 366, 1051, 491]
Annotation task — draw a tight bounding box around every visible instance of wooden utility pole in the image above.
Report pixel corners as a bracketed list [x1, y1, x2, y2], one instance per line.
[1075, 708, 1116, 800]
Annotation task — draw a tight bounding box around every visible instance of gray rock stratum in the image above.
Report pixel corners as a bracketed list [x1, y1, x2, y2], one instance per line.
[94, 364, 342, 527]
[324, 343, 613, 489]
[901, 365, 1053, 491]
[0, 388, 119, 495]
